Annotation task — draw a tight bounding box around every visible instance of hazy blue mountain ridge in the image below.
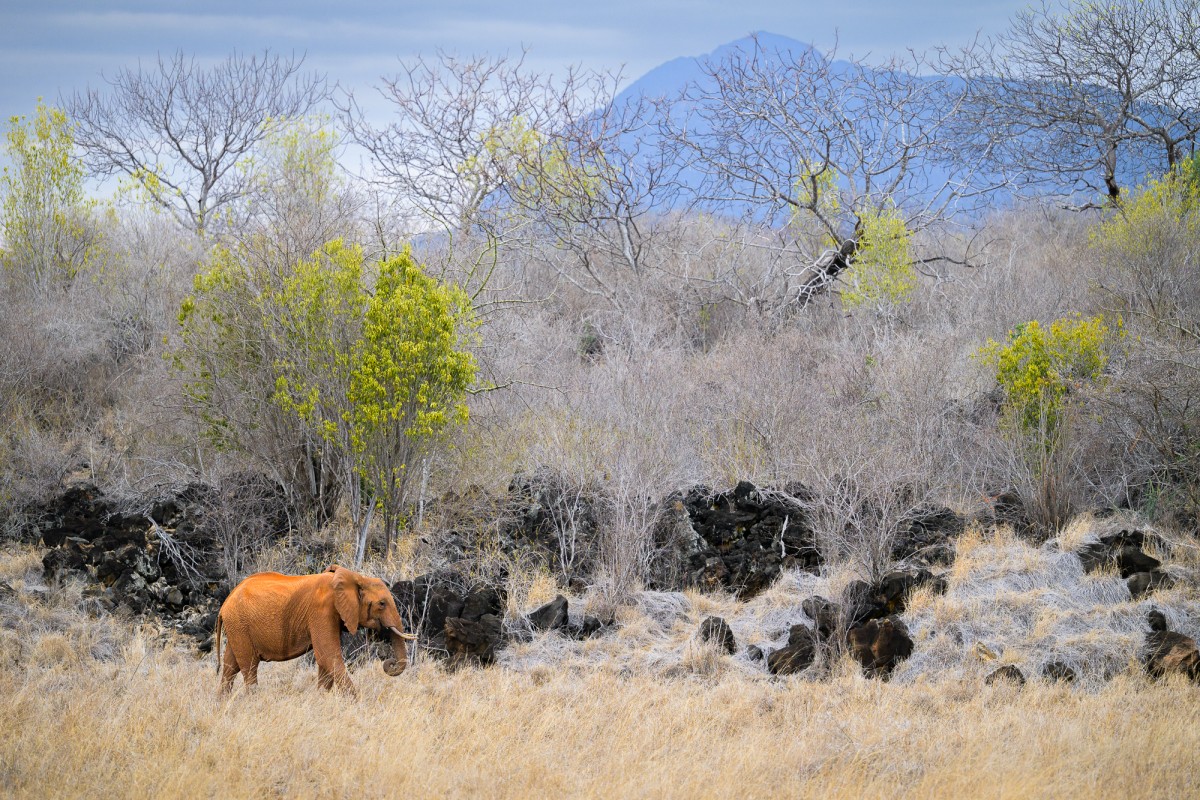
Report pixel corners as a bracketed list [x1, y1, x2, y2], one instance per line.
[607, 31, 1169, 216]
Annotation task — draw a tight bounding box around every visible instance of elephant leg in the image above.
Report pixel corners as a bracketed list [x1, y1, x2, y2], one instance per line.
[312, 625, 356, 695]
[242, 656, 261, 687]
[229, 638, 261, 688]
[219, 645, 241, 694]
[314, 651, 355, 695]
[317, 661, 355, 695]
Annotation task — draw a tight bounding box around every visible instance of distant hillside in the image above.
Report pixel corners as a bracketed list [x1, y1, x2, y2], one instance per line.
[612, 31, 1161, 213]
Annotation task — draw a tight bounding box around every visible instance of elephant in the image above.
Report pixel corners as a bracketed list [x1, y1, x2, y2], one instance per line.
[215, 564, 416, 695]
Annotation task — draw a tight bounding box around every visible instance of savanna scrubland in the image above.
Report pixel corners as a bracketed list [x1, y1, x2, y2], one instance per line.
[3, 1, 1200, 797]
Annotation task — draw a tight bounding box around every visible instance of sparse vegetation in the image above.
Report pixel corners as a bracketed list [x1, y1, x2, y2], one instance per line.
[3, 5, 1200, 796]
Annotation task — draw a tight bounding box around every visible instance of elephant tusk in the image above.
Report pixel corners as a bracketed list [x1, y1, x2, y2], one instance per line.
[388, 627, 418, 641]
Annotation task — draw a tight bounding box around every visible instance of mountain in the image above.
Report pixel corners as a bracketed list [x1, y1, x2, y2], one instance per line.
[618, 32, 825, 102]
[606, 32, 1163, 215]
[610, 32, 972, 219]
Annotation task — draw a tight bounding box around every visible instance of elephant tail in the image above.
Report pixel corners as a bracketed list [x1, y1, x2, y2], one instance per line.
[214, 612, 223, 675]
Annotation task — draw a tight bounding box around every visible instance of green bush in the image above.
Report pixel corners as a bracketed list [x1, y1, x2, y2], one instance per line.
[975, 314, 1117, 437]
[841, 204, 917, 311]
[176, 239, 477, 561]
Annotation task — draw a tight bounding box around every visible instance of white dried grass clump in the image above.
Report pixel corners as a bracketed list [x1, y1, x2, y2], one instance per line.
[633, 591, 692, 631]
[896, 534, 1154, 687]
[496, 568, 862, 679]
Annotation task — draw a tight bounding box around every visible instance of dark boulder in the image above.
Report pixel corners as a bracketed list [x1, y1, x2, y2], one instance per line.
[845, 569, 946, 626]
[767, 625, 817, 676]
[421, 584, 466, 642]
[984, 490, 1029, 533]
[390, 579, 417, 626]
[786, 623, 816, 650]
[393, 573, 511, 666]
[1077, 530, 1162, 578]
[179, 609, 218, 652]
[1098, 529, 1148, 549]
[1042, 662, 1077, 683]
[1142, 631, 1200, 681]
[1113, 546, 1161, 578]
[461, 584, 505, 621]
[566, 615, 603, 640]
[985, 665, 1026, 686]
[697, 616, 737, 654]
[692, 557, 730, 592]
[528, 594, 569, 632]
[847, 616, 913, 677]
[655, 482, 820, 599]
[746, 645, 765, 662]
[30, 483, 111, 547]
[445, 614, 505, 667]
[1076, 542, 1112, 573]
[503, 471, 601, 576]
[893, 503, 964, 565]
[1127, 570, 1174, 599]
[393, 572, 469, 647]
[1147, 608, 1169, 632]
[1142, 610, 1200, 682]
[41, 541, 89, 576]
[1114, 546, 1160, 578]
[801, 596, 842, 640]
[35, 482, 233, 644]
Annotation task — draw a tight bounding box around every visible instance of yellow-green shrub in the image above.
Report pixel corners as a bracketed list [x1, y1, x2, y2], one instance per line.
[841, 204, 917, 311]
[1089, 161, 1200, 331]
[975, 314, 1117, 436]
[1, 100, 98, 289]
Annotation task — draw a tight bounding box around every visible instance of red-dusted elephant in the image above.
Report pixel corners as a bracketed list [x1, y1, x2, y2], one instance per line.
[215, 564, 416, 695]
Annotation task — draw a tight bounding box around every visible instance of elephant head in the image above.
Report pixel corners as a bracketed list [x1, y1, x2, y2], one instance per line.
[329, 565, 417, 676]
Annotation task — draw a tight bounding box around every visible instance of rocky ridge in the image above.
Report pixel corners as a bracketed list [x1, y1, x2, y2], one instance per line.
[17, 476, 1199, 683]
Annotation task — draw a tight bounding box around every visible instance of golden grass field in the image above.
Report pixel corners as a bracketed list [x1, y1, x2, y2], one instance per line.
[4, 643, 1198, 799]
[2, 538, 1198, 800]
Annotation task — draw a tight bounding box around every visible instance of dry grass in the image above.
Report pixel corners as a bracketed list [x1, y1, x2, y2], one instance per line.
[4, 528, 1199, 800]
[2, 637, 1197, 799]
[901, 524, 1200, 687]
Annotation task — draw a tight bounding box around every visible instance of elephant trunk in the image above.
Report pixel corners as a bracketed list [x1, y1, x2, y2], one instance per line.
[382, 627, 414, 676]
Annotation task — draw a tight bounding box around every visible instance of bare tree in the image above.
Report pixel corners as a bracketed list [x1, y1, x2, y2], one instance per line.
[496, 87, 684, 313]
[68, 51, 328, 235]
[950, 0, 1200, 205]
[342, 51, 564, 297]
[659, 34, 998, 310]
[225, 115, 364, 262]
[343, 52, 685, 315]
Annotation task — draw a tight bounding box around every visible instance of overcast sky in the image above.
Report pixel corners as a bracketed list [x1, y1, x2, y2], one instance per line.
[0, 0, 1034, 122]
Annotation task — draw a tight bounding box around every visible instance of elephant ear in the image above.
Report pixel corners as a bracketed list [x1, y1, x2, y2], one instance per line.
[331, 567, 361, 635]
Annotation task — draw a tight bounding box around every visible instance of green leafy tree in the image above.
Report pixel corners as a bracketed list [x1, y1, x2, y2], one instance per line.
[175, 238, 346, 529]
[975, 314, 1115, 438]
[477, 116, 605, 223]
[1, 100, 98, 290]
[660, 34, 1000, 309]
[232, 115, 355, 257]
[975, 313, 1119, 534]
[1179, 152, 1200, 195]
[347, 251, 476, 560]
[1089, 157, 1200, 522]
[840, 204, 917, 312]
[181, 239, 477, 564]
[1091, 162, 1200, 336]
[787, 165, 917, 315]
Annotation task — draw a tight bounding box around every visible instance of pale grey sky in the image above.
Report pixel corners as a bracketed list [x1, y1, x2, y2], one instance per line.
[0, 0, 1030, 127]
